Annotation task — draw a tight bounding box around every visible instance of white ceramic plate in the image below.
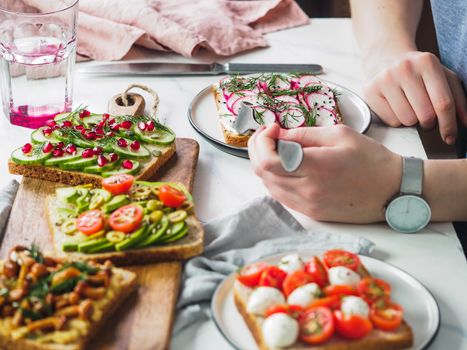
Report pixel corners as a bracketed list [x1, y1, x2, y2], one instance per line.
[211, 251, 439, 350]
[188, 80, 372, 158]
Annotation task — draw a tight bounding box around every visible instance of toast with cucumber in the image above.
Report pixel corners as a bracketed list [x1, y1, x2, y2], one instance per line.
[8, 108, 176, 187]
[46, 174, 204, 265]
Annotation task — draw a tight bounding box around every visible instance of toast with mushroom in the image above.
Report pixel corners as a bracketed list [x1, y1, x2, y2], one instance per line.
[0, 245, 136, 350]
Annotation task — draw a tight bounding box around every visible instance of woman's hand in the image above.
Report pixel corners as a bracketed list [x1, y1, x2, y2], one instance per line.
[363, 51, 467, 145]
[248, 124, 402, 223]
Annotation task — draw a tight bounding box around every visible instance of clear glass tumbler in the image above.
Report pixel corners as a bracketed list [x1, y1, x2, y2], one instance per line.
[0, 0, 78, 128]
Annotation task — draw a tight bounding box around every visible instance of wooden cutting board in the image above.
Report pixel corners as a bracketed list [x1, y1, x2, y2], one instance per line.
[0, 138, 200, 350]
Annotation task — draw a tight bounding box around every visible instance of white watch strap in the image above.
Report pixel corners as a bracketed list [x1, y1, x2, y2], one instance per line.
[400, 157, 423, 195]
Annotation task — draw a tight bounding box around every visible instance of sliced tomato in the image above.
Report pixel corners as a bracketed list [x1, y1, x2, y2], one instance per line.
[334, 310, 373, 339]
[109, 204, 143, 233]
[102, 174, 134, 195]
[76, 210, 104, 235]
[159, 185, 186, 208]
[264, 304, 304, 319]
[370, 302, 403, 331]
[358, 278, 391, 305]
[283, 270, 314, 297]
[307, 295, 341, 310]
[258, 266, 287, 289]
[323, 249, 360, 271]
[299, 307, 335, 344]
[237, 262, 268, 287]
[324, 285, 358, 297]
[305, 256, 328, 288]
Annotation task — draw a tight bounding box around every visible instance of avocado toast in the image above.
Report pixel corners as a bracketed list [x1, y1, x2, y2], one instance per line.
[8, 108, 176, 187]
[46, 175, 204, 266]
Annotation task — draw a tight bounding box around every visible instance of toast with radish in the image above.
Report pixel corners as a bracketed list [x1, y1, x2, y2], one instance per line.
[233, 250, 413, 350]
[212, 73, 342, 147]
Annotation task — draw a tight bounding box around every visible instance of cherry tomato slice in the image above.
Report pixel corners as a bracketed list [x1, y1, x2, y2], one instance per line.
[307, 295, 341, 310]
[102, 174, 134, 195]
[323, 249, 361, 271]
[334, 310, 373, 340]
[370, 302, 403, 331]
[109, 204, 143, 233]
[324, 285, 358, 297]
[258, 266, 287, 290]
[237, 262, 268, 287]
[283, 270, 314, 297]
[299, 307, 335, 344]
[305, 256, 328, 288]
[358, 278, 391, 305]
[264, 304, 304, 319]
[159, 185, 186, 208]
[77, 210, 104, 236]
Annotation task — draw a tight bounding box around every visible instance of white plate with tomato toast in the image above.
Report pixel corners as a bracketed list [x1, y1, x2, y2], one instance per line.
[188, 74, 371, 157]
[211, 250, 439, 350]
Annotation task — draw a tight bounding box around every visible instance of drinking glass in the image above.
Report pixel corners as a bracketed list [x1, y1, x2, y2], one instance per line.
[0, 0, 78, 128]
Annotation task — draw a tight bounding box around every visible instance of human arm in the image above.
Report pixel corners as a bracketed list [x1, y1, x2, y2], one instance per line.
[350, 0, 467, 144]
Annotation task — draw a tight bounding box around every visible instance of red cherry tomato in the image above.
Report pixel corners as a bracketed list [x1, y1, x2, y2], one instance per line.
[305, 256, 328, 288]
[334, 310, 373, 340]
[307, 295, 341, 310]
[258, 266, 287, 290]
[323, 249, 361, 271]
[358, 278, 391, 305]
[324, 285, 358, 297]
[370, 302, 403, 331]
[282, 270, 314, 297]
[236, 262, 268, 287]
[76, 210, 104, 236]
[299, 307, 335, 344]
[264, 304, 304, 319]
[109, 204, 143, 233]
[159, 185, 186, 208]
[102, 174, 134, 195]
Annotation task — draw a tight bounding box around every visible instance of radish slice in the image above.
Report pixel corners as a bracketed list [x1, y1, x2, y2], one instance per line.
[314, 106, 338, 126]
[305, 92, 336, 111]
[227, 91, 256, 113]
[277, 107, 306, 129]
[298, 75, 322, 87]
[275, 95, 301, 105]
[252, 107, 276, 126]
[268, 75, 290, 90]
[231, 95, 258, 115]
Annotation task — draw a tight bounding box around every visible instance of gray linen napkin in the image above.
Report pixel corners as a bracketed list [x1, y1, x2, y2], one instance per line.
[0, 180, 19, 239]
[174, 196, 374, 334]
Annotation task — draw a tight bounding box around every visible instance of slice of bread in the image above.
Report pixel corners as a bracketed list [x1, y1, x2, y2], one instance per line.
[8, 143, 176, 188]
[0, 266, 136, 350]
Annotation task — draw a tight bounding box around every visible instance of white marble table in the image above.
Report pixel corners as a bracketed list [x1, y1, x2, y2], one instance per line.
[0, 18, 466, 350]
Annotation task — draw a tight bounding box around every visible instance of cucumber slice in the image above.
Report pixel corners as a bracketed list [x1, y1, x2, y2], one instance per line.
[111, 140, 150, 159]
[59, 156, 97, 170]
[133, 127, 175, 145]
[162, 225, 189, 243]
[31, 127, 60, 144]
[82, 114, 104, 126]
[11, 147, 52, 165]
[54, 129, 94, 149]
[84, 161, 120, 174]
[44, 149, 83, 166]
[54, 113, 71, 122]
[102, 161, 140, 177]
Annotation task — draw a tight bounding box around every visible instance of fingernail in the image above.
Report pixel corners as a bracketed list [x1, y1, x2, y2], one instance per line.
[445, 135, 456, 145]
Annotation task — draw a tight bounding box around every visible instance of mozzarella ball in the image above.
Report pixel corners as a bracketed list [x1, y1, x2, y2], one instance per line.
[287, 283, 321, 308]
[262, 313, 299, 348]
[328, 266, 361, 287]
[341, 296, 370, 318]
[278, 254, 304, 274]
[247, 287, 285, 316]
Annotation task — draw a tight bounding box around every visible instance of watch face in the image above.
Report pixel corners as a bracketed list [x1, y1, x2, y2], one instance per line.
[385, 195, 431, 233]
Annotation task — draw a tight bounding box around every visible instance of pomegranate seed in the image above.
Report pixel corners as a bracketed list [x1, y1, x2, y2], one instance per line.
[97, 155, 108, 167]
[85, 131, 97, 140]
[46, 120, 56, 127]
[109, 153, 119, 162]
[92, 146, 103, 155]
[52, 148, 64, 157]
[52, 125, 60, 130]
[111, 124, 120, 132]
[146, 121, 155, 131]
[80, 129, 87, 137]
[117, 138, 128, 147]
[95, 127, 104, 135]
[42, 128, 52, 136]
[82, 148, 94, 158]
[138, 122, 146, 131]
[108, 118, 116, 125]
[122, 160, 133, 169]
[56, 142, 64, 149]
[62, 120, 73, 128]
[97, 120, 106, 129]
[22, 143, 32, 154]
[105, 131, 115, 137]
[130, 140, 140, 150]
[42, 142, 53, 153]
[65, 144, 77, 155]
[75, 125, 84, 131]
[79, 109, 91, 118]
[121, 120, 132, 129]
[102, 113, 110, 120]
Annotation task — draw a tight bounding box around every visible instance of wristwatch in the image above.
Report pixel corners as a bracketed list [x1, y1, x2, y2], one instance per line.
[385, 157, 431, 233]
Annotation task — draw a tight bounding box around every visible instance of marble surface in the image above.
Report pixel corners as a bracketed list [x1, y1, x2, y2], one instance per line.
[0, 18, 466, 350]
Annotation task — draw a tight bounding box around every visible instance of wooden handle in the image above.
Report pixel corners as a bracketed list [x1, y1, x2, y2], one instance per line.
[108, 93, 145, 116]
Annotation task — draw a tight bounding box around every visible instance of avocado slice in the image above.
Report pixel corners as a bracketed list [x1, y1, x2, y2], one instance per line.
[102, 194, 130, 213]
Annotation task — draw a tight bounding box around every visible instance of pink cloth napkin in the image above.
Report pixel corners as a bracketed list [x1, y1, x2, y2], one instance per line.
[20, 0, 309, 60]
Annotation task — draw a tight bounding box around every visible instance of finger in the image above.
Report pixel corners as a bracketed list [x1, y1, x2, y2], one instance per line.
[261, 176, 309, 214]
[247, 125, 266, 166]
[278, 124, 351, 147]
[444, 69, 467, 127]
[363, 87, 401, 127]
[379, 83, 418, 126]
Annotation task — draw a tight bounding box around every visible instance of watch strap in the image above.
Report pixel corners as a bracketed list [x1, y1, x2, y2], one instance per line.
[400, 157, 423, 195]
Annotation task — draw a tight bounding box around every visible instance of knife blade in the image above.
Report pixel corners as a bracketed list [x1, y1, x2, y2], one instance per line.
[79, 62, 323, 76]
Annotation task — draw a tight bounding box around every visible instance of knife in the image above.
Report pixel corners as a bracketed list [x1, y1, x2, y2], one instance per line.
[79, 62, 323, 76]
